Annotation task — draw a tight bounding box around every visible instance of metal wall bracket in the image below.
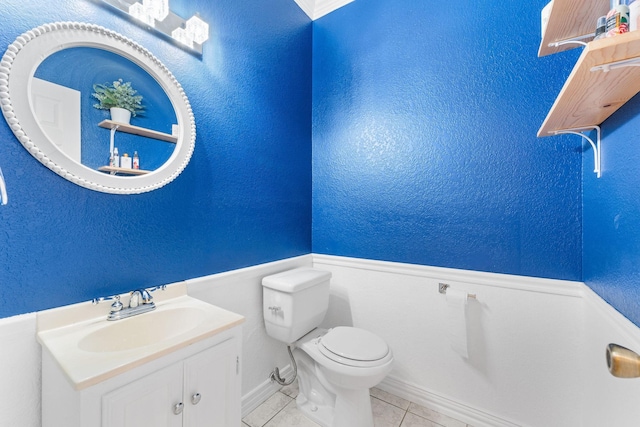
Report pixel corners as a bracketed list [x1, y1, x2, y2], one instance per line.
[551, 126, 601, 178]
[0, 167, 7, 205]
[591, 57, 640, 73]
[548, 33, 594, 49]
[438, 282, 477, 299]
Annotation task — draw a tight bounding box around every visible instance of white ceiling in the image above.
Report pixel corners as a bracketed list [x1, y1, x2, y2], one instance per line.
[293, 0, 354, 20]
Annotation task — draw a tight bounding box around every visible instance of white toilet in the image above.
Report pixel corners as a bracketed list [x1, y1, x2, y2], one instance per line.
[262, 267, 394, 427]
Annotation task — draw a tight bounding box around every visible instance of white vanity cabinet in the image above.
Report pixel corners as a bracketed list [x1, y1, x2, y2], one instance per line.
[41, 326, 242, 427]
[103, 360, 184, 427]
[103, 337, 238, 427]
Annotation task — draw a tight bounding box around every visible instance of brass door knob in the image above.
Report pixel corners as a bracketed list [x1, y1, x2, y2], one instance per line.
[606, 344, 640, 378]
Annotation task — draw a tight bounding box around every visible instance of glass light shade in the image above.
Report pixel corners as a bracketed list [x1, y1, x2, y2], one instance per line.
[171, 27, 194, 48]
[143, 0, 169, 22]
[185, 15, 209, 44]
[128, 2, 155, 27]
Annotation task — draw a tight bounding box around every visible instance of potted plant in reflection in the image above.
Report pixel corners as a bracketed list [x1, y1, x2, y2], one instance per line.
[92, 78, 144, 124]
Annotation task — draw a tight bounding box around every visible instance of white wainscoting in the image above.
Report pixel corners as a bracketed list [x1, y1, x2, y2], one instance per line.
[0, 255, 312, 426]
[0, 312, 41, 427]
[579, 285, 640, 426]
[312, 254, 640, 427]
[3, 254, 640, 426]
[185, 255, 312, 416]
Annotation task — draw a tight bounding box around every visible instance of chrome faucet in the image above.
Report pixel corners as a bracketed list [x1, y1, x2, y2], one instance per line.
[92, 285, 166, 321]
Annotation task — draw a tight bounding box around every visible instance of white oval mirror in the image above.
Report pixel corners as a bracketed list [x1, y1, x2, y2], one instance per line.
[0, 22, 195, 194]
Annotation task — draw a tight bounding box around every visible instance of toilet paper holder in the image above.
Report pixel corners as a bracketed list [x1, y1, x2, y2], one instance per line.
[439, 283, 476, 299]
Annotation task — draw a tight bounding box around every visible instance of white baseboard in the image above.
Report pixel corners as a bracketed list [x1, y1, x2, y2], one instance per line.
[378, 376, 521, 427]
[241, 364, 293, 418]
[242, 368, 521, 426]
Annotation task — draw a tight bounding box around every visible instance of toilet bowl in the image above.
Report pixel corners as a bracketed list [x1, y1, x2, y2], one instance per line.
[293, 327, 393, 427]
[301, 326, 393, 388]
[262, 267, 394, 427]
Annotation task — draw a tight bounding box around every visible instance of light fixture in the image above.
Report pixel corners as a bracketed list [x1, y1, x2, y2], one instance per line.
[144, 0, 169, 21]
[172, 14, 209, 48]
[128, 2, 155, 27]
[97, 0, 209, 55]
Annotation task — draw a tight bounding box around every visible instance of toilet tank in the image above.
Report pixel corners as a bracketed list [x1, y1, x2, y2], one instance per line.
[262, 267, 332, 344]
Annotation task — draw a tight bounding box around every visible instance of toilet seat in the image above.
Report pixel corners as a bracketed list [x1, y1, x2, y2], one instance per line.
[318, 327, 390, 368]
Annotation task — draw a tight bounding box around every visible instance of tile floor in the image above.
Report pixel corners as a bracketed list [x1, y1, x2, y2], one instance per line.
[242, 382, 474, 427]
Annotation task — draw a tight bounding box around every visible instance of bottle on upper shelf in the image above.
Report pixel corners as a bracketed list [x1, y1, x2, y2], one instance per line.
[606, 0, 630, 37]
[121, 153, 132, 169]
[111, 147, 120, 168]
[595, 15, 607, 40]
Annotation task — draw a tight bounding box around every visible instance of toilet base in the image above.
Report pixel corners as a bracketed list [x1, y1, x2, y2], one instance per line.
[296, 385, 334, 427]
[332, 388, 374, 427]
[297, 386, 374, 427]
[295, 347, 335, 427]
[294, 346, 375, 427]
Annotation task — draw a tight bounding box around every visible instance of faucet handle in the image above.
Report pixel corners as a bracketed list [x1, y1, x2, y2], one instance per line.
[140, 289, 152, 304]
[139, 285, 166, 304]
[92, 294, 120, 305]
[92, 294, 124, 313]
[110, 295, 123, 312]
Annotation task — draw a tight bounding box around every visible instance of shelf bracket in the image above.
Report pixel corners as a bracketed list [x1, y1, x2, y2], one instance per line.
[0, 167, 7, 205]
[548, 33, 593, 49]
[109, 124, 120, 157]
[551, 126, 601, 178]
[591, 57, 640, 73]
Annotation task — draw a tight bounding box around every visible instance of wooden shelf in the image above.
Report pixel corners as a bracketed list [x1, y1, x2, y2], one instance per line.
[539, 0, 609, 57]
[538, 31, 640, 136]
[98, 120, 177, 143]
[98, 166, 151, 176]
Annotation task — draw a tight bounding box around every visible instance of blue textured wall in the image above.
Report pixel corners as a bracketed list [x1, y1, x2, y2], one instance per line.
[0, 0, 312, 318]
[4, 0, 616, 321]
[312, 0, 582, 280]
[583, 94, 640, 326]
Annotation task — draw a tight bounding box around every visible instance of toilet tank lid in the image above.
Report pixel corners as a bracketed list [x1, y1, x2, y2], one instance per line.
[262, 268, 332, 293]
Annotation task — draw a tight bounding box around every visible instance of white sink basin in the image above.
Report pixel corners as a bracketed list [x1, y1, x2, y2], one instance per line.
[37, 285, 244, 390]
[78, 306, 207, 353]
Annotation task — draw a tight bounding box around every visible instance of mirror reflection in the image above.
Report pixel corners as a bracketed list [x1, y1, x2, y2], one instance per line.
[33, 47, 177, 175]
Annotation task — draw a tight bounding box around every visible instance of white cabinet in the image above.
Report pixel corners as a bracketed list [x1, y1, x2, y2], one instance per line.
[102, 362, 183, 427]
[183, 338, 239, 426]
[102, 339, 239, 427]
[42, 327, 242, 427]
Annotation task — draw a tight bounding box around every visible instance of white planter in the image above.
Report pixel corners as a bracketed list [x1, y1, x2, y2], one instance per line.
[110, 107, 131, 124]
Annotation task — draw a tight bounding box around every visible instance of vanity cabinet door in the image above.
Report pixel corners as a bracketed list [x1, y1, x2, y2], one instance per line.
[101, 337, 240, 427]
[102, 362, 183, 427]
[183, 338, 239, 427]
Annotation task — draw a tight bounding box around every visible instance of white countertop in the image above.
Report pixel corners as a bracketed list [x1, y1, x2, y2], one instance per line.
[37, 283, 244, 390]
